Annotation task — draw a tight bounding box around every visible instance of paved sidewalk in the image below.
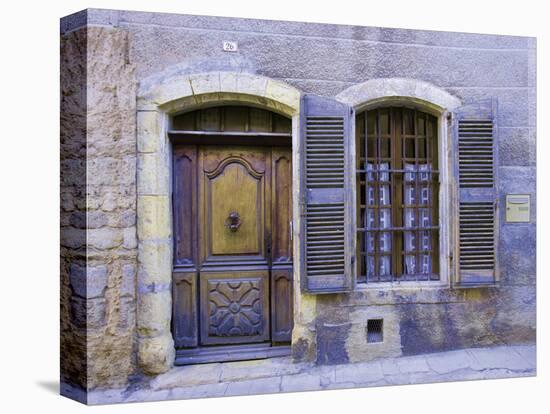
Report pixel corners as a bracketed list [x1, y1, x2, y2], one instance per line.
[85, 344, 535, 404]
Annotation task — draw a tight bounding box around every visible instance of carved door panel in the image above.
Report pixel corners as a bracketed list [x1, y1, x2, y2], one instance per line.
[173, 143, 293, 356]
[270, 148, 294, 342]
[199, 270, 269, 345]
[198, 147, 272, 346]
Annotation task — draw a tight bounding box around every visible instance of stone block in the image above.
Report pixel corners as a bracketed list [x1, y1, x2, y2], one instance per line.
[513, 345, 536, 369]
[189, 72, 221, 95]
[280, 372, 321, 392]
[265, 79, 300, 113]
[87, 227, 124, 250]
[424, 349, 475, 374]
[118, 296, 136, 330]
[120, 210, 136, 227]
[151, 363, 222, 389]
[137, 195, 171, 241]
[138, 240, 172, 286]
[122, 226, 138, 249]
[180, 382, 229, 399]
[225, 376, 281, 396]
[68, 263, 87, 298]
[380, 358, 400, 376]
[70, 296, 106, 329]
[138, 334, 175, 375]
[69, 296, 87, 328]
[396, 355, 431, 373]
[219, 71, 238, 92]
[220, 357, 303, 382]
[468, 346, 531, 371]
[137, 111, 161, 153]
[138, 76, 194, 110]
[69, 263, 108, 299]
[60, 159, 85, 187]
[137, 152, 170, 196]
[68, 211, 84, 229]
[237, 72, 268, 97]
[87, 156, 136, 187]
[120, 264, 136, 297]
[334, 360, 384, 384]
[123, 388, 171, 404]
[137, 290, 172, 337]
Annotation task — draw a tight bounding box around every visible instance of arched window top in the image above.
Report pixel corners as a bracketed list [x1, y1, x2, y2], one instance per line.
[336, 78, 461, 114]
[356, 106, 440, 284]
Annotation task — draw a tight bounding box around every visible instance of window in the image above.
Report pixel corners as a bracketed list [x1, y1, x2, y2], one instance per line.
[356, 107, 439, 283]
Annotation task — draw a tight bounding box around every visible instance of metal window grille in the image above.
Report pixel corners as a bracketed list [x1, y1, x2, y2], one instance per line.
[357, 108, 440, 283]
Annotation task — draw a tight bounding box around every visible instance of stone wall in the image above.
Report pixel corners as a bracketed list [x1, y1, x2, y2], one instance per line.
[60, 22, 138, 393]
[60, 8, 536, 391]
[60, 26, 87, 396]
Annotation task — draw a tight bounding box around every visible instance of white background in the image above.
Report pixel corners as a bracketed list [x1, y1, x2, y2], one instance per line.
[0, 0, 547, 412]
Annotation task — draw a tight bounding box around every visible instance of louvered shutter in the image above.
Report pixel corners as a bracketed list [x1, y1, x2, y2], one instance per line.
[300, 94, 354, 293]
[454, 99, 498, 286]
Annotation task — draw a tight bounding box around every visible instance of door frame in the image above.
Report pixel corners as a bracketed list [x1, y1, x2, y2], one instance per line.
[171, 139, 292, 364]
[135, 70, 304, 374]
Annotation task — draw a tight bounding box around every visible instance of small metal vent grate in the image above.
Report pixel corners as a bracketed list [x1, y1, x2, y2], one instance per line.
[367, 319, 383, 343]
[458, 119, 494, 188]
[305, 116, 345, 189]
[459, 202, 495, 271]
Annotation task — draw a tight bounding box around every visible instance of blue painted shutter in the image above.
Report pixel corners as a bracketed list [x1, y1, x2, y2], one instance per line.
[455, 99, 499, 286]
[301, 94, 354, 293]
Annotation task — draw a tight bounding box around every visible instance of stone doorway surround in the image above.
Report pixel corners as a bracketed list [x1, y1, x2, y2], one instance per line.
[135, 70, 304, 375]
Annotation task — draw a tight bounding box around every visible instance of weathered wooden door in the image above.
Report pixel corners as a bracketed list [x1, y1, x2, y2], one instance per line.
[199, 146, 272, 345]
[172, 143, 293, 364]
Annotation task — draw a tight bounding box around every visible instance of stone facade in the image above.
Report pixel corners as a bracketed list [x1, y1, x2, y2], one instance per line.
[60, 24, 137, 400]
[60, 8, 536, 404]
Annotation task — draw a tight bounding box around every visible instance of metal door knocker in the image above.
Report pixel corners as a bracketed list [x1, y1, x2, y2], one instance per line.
[225, 211, 241, 232]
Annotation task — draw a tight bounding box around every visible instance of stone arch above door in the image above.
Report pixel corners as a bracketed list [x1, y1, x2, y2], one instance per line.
[135, 71, 301, 375]
[138, 71, 300, 116]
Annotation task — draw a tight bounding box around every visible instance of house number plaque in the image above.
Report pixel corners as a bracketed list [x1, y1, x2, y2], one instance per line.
[222, 41, 238, 52]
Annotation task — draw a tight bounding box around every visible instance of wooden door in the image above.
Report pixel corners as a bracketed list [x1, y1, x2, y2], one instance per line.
[172, 143, 293, 361]
[199, 146, 272, 345]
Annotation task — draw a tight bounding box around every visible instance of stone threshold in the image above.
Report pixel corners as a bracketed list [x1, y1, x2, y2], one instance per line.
[83, 344, 535, 405]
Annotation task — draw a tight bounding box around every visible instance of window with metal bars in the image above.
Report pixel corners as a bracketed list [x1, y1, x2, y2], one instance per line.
[356, 107, 440, 283]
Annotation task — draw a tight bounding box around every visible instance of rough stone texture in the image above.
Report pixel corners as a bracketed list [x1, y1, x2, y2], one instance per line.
[61, 9, 536, 400]
[60, 24, 138, 395]
[60, 26, 88, 397]
[84, 344, 535, 404]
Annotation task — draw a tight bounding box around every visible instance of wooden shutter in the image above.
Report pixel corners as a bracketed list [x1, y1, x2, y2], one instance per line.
[300, 94, 354, 293]
[454, 99, 498, 286]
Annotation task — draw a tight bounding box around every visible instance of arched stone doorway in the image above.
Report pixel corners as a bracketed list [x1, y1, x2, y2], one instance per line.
[135, 71, 302, 374]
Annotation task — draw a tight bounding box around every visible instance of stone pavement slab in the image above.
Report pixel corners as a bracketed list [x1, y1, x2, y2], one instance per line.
[85, 343, 536, 405]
